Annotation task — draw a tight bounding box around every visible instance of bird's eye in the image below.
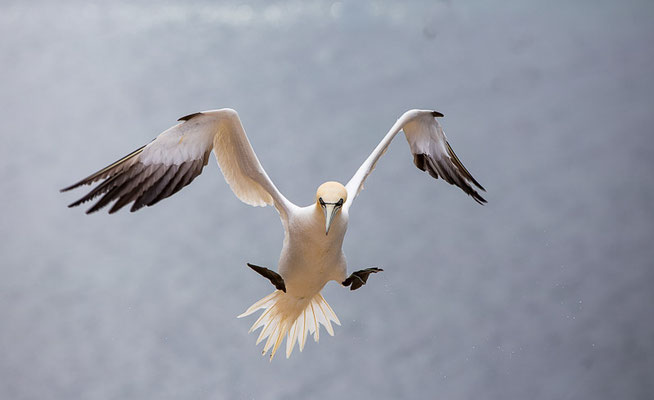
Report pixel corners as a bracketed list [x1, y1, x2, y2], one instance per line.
[319, 197, 325, 206]
[336, 199, 343, 207]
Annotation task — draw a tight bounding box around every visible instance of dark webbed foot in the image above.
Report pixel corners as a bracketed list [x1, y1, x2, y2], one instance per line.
[342, 267, 383, 291]
[246, 263, 286, 292]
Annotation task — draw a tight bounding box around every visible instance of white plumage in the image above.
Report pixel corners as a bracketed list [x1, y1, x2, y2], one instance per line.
[62, 108, 485, 359]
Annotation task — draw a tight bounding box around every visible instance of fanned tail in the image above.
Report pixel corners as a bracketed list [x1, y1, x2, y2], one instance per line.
[237, 290, 341, 360]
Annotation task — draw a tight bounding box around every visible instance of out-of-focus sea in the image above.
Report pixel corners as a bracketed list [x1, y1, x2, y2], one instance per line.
[1, 1, 653, 399]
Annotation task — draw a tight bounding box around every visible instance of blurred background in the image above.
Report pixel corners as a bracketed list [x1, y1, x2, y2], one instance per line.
[1, 0, 653, 399]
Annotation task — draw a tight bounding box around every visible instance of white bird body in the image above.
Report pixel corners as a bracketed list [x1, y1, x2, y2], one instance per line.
[279, 204, 348, 297]
[62, 107, 485, 360]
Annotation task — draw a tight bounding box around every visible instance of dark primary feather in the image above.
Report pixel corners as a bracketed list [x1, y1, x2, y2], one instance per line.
[62, 144, 211, 214]
[60, 144, 147, 192]
[445, 141, 485, 191]
[412, 141, 487, 204]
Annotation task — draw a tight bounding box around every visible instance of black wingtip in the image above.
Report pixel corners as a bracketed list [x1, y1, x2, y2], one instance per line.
[60, 182, 83, 193]
[67, 199, 85, 208]
[473, 194, 488, 205]
[177, 112, 203, 122]
[432, 111, 444, 117]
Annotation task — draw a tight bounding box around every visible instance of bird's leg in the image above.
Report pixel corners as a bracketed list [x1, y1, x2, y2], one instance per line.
[246, 263, 286, 293]
[342, 267, 383, 291]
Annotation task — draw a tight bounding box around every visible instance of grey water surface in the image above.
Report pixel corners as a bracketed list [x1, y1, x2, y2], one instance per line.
[1, 1, 653, 399]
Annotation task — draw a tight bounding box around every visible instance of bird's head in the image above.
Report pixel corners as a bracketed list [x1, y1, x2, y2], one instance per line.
[316, 181, 347, 235]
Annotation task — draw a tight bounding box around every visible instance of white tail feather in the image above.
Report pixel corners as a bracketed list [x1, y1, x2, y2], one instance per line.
[238, 290, 341, 360]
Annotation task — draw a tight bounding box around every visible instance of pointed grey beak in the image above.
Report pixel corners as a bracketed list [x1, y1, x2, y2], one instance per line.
[322, 203, 339, 235]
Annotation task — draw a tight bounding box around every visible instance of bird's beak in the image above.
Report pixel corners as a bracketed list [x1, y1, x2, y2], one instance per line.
[322, 203, 339, 235]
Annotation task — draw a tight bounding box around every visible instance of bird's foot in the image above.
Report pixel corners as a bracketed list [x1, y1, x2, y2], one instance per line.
[246, 263, 286, 293]
[342, 267, 383, 291]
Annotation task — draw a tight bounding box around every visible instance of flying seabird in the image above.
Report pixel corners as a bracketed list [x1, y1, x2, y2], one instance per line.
[61, 108, 486, 359]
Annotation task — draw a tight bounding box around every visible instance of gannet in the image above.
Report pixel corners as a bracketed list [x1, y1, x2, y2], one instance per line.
[61, 108, 486, 360]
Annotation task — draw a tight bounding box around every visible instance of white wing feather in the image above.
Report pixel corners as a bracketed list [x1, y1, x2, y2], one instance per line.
[344, 109, 486, 210]
[62, 108, 293, 216]
[209, 110, 276, 208]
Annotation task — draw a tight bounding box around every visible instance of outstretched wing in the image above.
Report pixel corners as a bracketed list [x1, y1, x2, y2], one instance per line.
[344, 109, 486, 210]
[61, 108, 293, 216]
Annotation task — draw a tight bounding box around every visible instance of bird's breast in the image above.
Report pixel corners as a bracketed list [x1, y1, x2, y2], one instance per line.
[277, 207, 348, 295]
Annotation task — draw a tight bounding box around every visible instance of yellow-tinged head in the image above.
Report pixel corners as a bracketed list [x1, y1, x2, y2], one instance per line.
[316, 181, 347, 235]
[316, 181, 347, 204]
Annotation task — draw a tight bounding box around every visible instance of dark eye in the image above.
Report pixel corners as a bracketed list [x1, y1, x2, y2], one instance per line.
[337, 199, 343, 206]
[319, 197, 325, 206]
